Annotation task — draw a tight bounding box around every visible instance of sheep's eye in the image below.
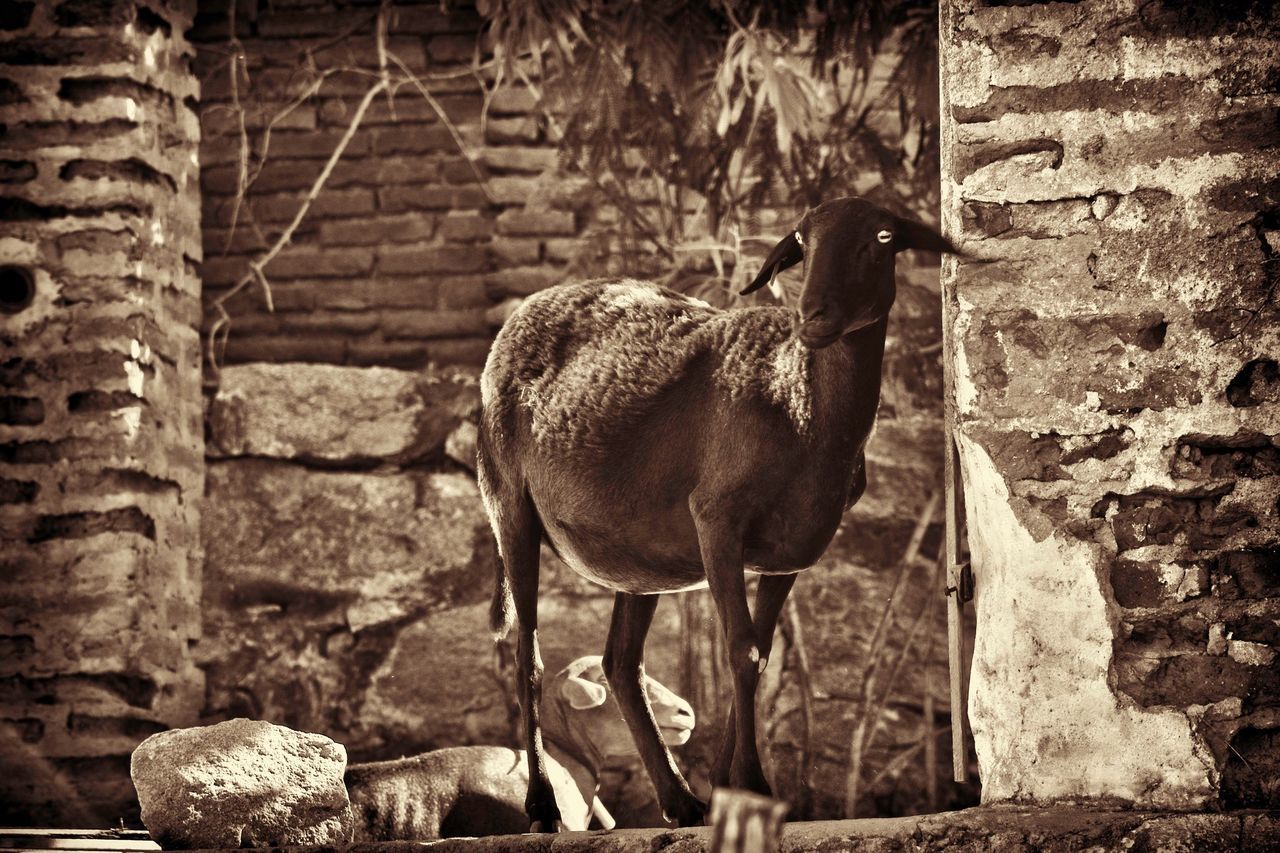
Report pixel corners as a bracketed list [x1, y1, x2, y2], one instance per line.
[876, 229, 893, 244]
[794, 230, 803, 246]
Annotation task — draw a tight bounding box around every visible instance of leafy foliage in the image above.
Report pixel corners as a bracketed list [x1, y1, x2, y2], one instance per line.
[478, 0, 940, 300]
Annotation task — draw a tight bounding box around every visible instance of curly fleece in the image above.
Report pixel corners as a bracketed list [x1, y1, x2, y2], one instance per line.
[482, 280, 815, 451]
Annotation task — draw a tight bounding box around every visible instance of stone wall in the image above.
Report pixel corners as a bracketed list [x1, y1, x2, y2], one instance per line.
[0, 0, 205, 826]
[941, 0, 1279, 809]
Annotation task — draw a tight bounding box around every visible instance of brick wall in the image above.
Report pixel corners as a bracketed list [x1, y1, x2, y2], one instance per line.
[0, 0, 205, 825]
[192, 0, 596, 369]
[941, 0, 1279, 808]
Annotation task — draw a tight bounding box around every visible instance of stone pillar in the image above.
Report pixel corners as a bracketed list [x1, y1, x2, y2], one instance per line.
[0, 0, 203, 825]
[940, 0, 1279, 808]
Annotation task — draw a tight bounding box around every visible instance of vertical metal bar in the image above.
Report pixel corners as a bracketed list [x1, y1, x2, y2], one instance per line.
[943, 436, 967, 783]
[938, 0, 970, 790]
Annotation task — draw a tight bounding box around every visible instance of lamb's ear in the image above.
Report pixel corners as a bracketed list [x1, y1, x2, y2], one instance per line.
[560, 675, 608, 710]
[742, 229, 804, 295]
[892, 216, 964, 256]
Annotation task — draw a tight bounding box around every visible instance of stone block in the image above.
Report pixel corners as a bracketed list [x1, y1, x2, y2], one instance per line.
[484, 116, 540, 144]
[496, 208, 575, 236]
[487, 87, 539, 115]
[377, 184, 489, 212]
[317, 213, 438, 246]
[480, 146, 558, 173]
[207, 363, 479, 464]
[491, 236, 541, 265]
[381, 308, 488, 340]
[262, 246, 375, 279]
[486, 265, 564, 296]
[439, 212, 494, 242]
[131, 718, 352, 848]
[378, 244, 488, 275]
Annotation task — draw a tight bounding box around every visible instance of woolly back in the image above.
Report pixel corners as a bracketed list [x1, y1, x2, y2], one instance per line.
[482, 280, 818, 453]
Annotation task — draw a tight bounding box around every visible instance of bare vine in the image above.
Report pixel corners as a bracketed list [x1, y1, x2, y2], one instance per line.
[203, 0, 497, 379]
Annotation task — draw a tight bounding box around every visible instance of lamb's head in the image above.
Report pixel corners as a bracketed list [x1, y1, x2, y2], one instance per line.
[545, 656, 694, 765]
[743, 196, 961, 349]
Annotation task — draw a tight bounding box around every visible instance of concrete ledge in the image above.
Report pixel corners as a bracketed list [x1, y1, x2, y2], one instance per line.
[203, 807, 1277, 852]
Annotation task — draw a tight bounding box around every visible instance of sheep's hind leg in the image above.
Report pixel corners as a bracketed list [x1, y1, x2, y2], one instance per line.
[711, 572, 797, 789]
[502, 492, 562, 832]
[602, 592, 707, 827]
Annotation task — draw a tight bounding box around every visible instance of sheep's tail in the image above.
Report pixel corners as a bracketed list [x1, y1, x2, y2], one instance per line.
[477, 426, 515, 641]
[490, 552, 515, 641]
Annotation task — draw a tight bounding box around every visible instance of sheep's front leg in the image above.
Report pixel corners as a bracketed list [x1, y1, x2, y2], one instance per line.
[692, 504, 773, 796]
[502, 497, 561, 832]
[602, 592, 706, 827]
[711, 572, 797, 789]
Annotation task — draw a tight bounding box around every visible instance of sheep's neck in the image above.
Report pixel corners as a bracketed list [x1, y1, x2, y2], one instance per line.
[812, 317, 887, 456]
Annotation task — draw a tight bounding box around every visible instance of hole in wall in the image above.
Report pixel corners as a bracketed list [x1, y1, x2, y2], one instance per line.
[0, 265, 34, 314]
[1226, 358, 1279, 407]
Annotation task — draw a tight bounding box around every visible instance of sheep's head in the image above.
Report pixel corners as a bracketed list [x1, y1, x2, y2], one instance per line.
[743, 196, 961, 349]
[546, 656, 694, 764]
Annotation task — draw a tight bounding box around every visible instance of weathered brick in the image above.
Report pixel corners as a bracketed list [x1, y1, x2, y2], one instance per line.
[484, 117, 540, 144]
[223, 333, 349, 365]
[435, 275, 489, 309]
[380, 308, 488, 340]
[377, 184, 489, 212]
[440, 157, 489, 184]
[487, 175, 544, 205]
[317, 213, 437, 246]
[390, 7, 485, 36]
[373, 125, 464, 156]
[426, 337, 492, 366]
[277, 310, 380, 335]
[496, 208, 575, 236]
[345, 338, 431, 369]
[378, 245, 487, 275]
[310, 277, 438, 311]
[427, 34, 479, 64]
[439, 213, 493, 242]
[263, 247, 375, 279]
[249, 189, 376, 223]
[480, 146, 558, 173]
[486, 265, 564, 296]
[487, 87, 539, 115]
[490, 236, 541, 265]
[542, 237, 581, 263]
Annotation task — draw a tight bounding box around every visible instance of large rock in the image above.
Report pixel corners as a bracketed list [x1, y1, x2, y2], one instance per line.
[130, 719, 352, 848]
[207, 363, 479, 463]
[199, 465, 494, 740]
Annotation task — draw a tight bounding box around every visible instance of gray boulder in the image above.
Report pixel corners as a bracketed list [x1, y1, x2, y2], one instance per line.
[130, 718, 352, 849]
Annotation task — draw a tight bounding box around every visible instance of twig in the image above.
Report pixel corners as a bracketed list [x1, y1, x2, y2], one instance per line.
[224, 1, 250, 250]
[389, 51, 496, 201]
[863, 727, 951, 795]
[206, 10, 392, 377]
[842, 490, 940, 818]
[783, 596, 815, 819]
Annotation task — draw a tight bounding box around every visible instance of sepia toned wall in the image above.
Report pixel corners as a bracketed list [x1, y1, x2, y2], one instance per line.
[941, 0, 1279, 809]
[0, 0, 206, 825]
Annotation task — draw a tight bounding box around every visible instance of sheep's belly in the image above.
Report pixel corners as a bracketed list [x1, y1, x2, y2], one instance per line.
[541, 520, 709, 595]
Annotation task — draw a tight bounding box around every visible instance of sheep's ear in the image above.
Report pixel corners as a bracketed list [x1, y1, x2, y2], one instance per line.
[560, 675, 608, 710]
[892, 216, 963, 256]
[742, 229, 804, 295]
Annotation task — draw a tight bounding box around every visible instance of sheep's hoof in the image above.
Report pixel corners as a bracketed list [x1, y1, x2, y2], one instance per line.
[666, 797, 708, 828]
[528, 820, 566, 833]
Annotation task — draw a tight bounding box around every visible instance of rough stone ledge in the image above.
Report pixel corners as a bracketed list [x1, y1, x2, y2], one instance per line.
[168, 807, 1278, 852]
